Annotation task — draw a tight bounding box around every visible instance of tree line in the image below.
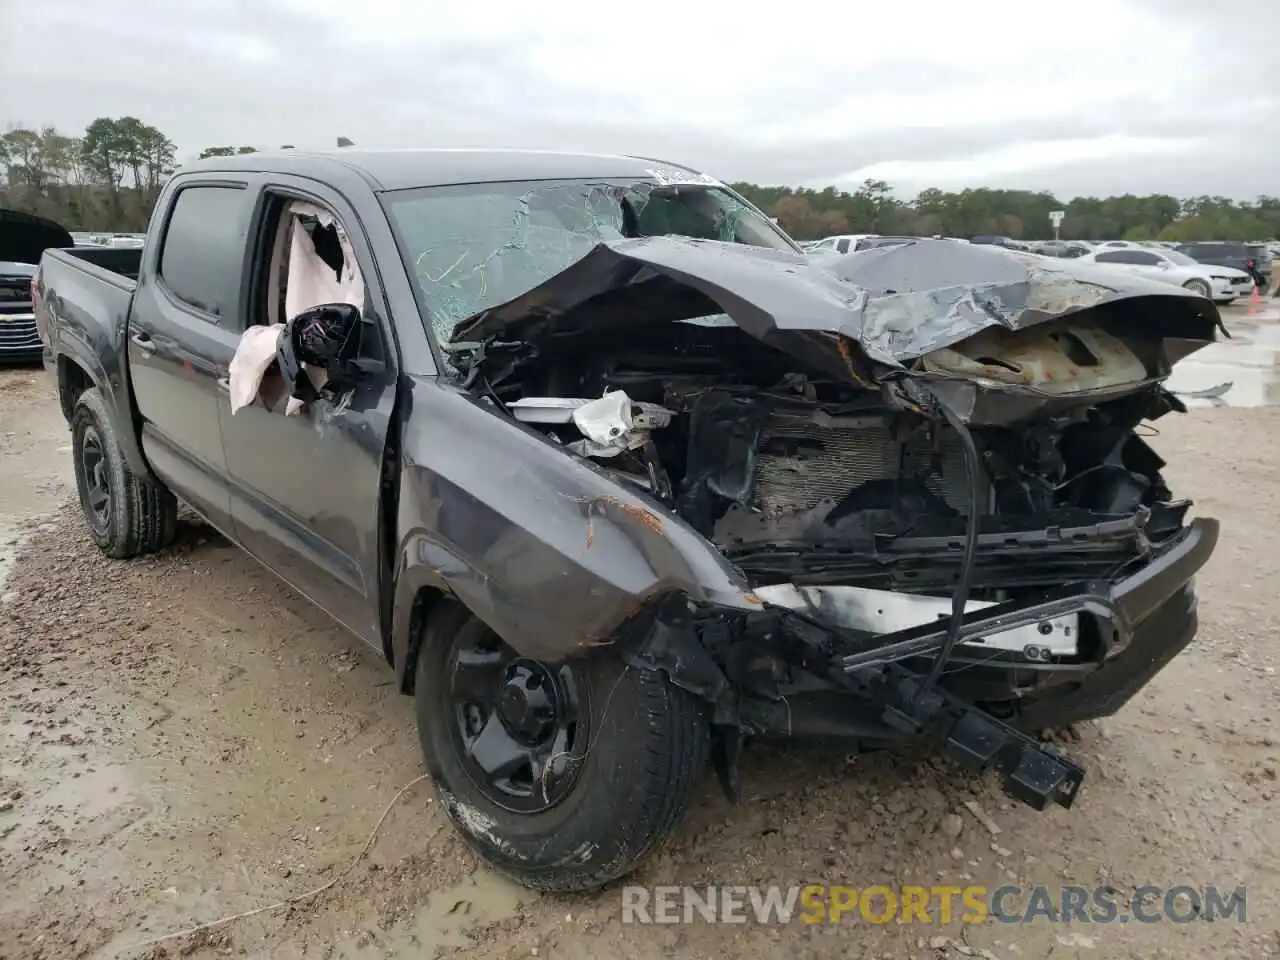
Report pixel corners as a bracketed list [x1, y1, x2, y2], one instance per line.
[733, 180, 1280, 244]
[3, 118, 1279, 242]
[1, 119, 176, 232]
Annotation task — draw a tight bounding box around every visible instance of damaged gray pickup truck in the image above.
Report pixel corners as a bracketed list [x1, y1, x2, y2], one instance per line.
[35, 149, 1222, 893]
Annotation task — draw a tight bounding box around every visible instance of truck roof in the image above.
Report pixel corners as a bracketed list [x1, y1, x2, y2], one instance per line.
[177, 148, 712, 192]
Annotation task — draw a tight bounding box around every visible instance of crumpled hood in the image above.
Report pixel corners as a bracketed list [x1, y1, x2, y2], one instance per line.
[450, 237, 1224, 425]
[0, 208, 74, 265]
[450, 236, 1222, 372]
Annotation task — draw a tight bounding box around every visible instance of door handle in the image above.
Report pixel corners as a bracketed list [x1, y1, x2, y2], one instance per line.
[130, 332, 156, 354]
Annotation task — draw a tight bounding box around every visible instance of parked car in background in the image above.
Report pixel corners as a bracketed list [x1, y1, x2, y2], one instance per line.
[1, 209, 76, 364]
[807, 234, 917, 254]
[853, 235, 915, 251]
[970, 235, 1033, 252]
[1030, 240, 1091, 259]
[1081, 246, 1252, 304]
[810, 234, 865, 253]
[809, 234, 877, 253]
[1175, 241, 1272, 288]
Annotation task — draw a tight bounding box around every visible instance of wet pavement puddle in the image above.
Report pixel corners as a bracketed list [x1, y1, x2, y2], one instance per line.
[330, 872, 529, 958]
[1167, 304, 1280, 409]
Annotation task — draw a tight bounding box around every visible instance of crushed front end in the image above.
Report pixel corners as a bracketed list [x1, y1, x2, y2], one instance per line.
[448, 236, 1224, 813]
[620, 372, 1219, 811]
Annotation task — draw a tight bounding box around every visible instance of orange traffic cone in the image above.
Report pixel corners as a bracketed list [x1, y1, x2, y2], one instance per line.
[1248, 284, 1262, 314]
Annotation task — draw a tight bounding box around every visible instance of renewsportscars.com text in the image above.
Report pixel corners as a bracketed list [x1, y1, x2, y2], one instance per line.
[621, 884, 1247, 925]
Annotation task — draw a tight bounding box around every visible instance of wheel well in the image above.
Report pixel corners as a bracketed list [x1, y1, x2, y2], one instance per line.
[56, 356, 94, 423]
[400, 586, 451, 694]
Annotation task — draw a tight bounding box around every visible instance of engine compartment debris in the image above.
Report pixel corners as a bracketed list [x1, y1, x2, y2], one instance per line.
[510, 391, 675, 458]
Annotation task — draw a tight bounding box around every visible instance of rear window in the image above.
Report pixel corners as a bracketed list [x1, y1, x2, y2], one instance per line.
[158, 184, 253, 318]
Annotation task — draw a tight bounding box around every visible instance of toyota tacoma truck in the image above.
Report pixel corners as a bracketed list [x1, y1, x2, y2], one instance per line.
[35, 148, 1222, 893]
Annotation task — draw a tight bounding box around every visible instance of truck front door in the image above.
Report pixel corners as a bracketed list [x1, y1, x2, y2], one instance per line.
[218, 181, 397, 651]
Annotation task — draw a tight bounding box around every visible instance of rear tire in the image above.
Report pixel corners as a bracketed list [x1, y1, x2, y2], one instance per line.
[70, 386, 177, 559]
[1183, 279, 1211, 298]
[414, 602, 711, 892]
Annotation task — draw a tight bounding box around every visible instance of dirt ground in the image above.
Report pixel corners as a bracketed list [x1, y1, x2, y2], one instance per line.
[2, 320, 1279, 959]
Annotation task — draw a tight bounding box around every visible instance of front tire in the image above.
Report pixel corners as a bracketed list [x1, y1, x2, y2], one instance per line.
[414, 602, 711, 892]
[1183, 279, 1211, 298]
[70, 386, 177, 558]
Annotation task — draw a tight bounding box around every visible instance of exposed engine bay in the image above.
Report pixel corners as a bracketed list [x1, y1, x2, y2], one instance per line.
[478, 313, 1191, 664]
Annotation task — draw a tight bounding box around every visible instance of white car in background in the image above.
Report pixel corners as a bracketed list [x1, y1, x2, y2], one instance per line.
[1081, 246, 1253, 304]
[808, 234, 880, 253]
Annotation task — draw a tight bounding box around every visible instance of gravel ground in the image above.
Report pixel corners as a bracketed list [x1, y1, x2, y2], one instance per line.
[1, 354, 1278, 960]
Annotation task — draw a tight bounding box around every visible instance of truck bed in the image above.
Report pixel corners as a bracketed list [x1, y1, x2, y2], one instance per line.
[36, 247, 145, 440]
[53, 245, 143, 285]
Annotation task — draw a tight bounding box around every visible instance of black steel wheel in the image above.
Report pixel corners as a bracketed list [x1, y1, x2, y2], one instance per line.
[79, 424, 111, 536]
[447, 628, 590, 813]
[414, 602, 711, 892]
[70, 386, 177, 558]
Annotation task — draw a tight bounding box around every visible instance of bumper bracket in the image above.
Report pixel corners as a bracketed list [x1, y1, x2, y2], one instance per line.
[882, 671, 1085, 811]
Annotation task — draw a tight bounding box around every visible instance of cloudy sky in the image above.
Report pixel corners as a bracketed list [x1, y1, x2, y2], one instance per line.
[3, 0, 1277, 200]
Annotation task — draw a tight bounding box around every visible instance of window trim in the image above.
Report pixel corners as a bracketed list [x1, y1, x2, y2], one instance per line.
[154, 179, 252, 324]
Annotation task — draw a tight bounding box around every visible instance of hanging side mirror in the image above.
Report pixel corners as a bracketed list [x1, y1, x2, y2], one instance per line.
[289, 302, 362, 366]
[276, 302, 373, 405]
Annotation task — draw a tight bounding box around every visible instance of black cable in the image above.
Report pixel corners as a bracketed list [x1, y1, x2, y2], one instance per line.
[912, 395, 982, 704]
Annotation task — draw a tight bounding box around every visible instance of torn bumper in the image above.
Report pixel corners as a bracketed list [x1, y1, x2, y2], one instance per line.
[821, 517, 1216, 679]
[727, 518, 1217, 810]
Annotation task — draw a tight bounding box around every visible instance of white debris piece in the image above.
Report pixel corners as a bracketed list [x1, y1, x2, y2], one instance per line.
[963, 799, 1003, 836]
[509, 391, 673, 459]
[228, 324, 287, 414]
[508, 397, 585, 424]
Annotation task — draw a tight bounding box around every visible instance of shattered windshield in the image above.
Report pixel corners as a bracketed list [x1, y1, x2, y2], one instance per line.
[382, 178, 794, 342]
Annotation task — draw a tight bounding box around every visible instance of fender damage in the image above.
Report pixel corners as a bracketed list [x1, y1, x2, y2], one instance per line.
[427, 237, 1223, 810]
